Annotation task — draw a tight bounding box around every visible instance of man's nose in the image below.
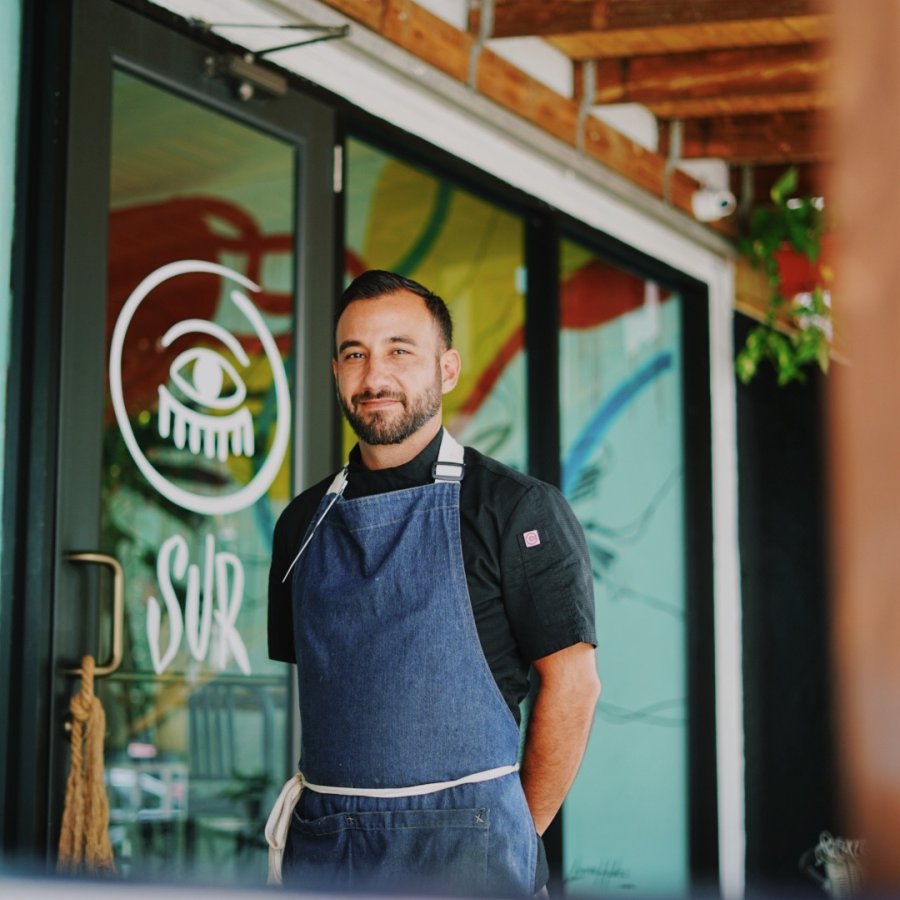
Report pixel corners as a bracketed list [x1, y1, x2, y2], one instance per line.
[360, 355, 392, 392]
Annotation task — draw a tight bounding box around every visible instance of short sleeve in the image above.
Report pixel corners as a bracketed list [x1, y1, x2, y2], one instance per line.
[500, 482, 597, 661]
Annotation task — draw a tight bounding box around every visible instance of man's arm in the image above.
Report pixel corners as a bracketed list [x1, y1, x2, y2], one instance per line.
[519, 641, 601, 835]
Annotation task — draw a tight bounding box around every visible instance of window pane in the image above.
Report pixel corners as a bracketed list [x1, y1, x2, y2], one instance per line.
[559, 240, 689, 895]
[100, 71, 295, 883]
[345, 137, 526, 468]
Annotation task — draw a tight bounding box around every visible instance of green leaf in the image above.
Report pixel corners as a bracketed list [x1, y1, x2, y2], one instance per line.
[771, 167, 799, 205]
[809, 285, 827, 314]
[745, 327, 766, 354]
[786, 214, 815, 257]
[751, 210, 787, 257]
[735, 352, 755, 384]
[736, 166, 832, 388]
[766, 329, 791, 356]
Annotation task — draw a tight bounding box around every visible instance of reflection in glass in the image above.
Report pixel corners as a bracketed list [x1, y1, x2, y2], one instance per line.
[98, 71, 296, 883]
[558, 240, 689, 895]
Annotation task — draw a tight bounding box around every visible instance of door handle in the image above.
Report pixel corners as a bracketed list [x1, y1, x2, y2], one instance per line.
[64, 552, 124, 677]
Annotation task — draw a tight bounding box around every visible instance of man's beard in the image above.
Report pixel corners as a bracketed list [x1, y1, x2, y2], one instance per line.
[339, 375, 442, 446]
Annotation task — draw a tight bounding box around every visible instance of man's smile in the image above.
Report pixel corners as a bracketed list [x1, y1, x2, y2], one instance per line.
[353, 392, 405, 412]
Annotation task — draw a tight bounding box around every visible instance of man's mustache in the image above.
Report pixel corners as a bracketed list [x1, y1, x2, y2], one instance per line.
[351, 390, 407, 406]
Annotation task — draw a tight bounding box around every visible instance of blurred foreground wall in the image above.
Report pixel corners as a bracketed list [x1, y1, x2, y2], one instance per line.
[830, 0, 900, 888]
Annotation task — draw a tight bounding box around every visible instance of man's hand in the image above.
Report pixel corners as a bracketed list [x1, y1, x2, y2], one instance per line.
[519, 642, 601, 836]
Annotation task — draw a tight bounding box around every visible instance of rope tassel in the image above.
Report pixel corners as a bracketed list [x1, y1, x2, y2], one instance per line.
[57, 655, 116, 874]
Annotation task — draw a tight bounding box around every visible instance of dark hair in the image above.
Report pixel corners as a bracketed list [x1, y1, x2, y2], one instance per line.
[337, 270, 453, 349]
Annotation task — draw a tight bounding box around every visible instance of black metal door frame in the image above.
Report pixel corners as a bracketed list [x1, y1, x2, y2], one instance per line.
[1, 0, 336, 863]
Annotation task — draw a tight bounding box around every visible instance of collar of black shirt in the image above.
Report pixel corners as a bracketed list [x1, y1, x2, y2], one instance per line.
[345, 427, 447, 496]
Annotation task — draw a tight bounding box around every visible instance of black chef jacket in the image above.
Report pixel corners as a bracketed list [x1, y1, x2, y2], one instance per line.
[268, 428, 597, 723]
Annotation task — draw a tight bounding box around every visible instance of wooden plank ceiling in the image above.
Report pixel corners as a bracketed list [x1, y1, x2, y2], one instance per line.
[317, 0, 833, 223]
[475, 0, 833, 204]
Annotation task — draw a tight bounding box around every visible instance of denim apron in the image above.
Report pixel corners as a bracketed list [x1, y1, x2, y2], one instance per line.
[272, 431, 538, 896]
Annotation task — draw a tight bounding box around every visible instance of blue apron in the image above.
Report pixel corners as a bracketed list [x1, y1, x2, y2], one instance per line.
[282, 431, 539, 895]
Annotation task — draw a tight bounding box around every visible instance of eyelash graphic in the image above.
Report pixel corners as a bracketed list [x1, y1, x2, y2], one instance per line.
[157, 388, 254, 460]
[156, 318, 255, 461]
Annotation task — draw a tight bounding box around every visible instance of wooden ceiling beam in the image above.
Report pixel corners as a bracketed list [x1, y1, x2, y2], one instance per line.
[324, 0, 473, 81]
[548, 17, 831, 60]
[382, 0, 473, 82]
[320, 0, 388, 32]
[315, 1, 738, 234]
[660, 111, 829, 164]
[580, 44, 828, 106]
[471, 47, 736, 233]
[475, 46, 580, 145]
[644, 91, 830, 120]
[471, 0, 822, 39]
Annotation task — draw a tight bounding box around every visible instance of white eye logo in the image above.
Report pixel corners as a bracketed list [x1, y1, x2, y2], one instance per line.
[110, 260, 290, 516]
[158, 320, 254, 461]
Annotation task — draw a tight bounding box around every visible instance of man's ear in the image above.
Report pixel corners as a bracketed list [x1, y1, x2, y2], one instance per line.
[331, 357, 338, 382]
[440, 348, 462, 395]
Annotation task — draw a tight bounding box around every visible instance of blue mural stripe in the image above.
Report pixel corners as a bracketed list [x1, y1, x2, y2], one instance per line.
[562, 351, 673, 497]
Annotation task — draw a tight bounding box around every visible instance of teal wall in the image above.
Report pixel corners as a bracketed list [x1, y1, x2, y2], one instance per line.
[0, 0, 22, 560]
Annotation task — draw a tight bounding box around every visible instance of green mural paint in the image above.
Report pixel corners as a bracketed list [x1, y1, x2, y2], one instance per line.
[391, 180, 453, 276]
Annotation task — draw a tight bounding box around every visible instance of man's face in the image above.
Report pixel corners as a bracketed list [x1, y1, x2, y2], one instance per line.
[332, 290, 460, 446]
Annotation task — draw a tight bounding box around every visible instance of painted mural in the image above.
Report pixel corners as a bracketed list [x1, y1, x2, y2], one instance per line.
[559, 243, 688, 895]
[345, 138, 526, 467]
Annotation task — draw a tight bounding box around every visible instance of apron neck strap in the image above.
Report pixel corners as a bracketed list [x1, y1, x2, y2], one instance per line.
[432, 429, 465, 483]
[328, 429, 465, 493]
[283, 429, 464, 583]
[324, 467, 349, 497]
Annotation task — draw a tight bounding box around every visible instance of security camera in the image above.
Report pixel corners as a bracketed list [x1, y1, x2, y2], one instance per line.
[691, 188, 737, 222]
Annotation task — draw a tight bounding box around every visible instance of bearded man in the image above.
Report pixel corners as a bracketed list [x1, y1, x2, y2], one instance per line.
[267, 270, 599, 896]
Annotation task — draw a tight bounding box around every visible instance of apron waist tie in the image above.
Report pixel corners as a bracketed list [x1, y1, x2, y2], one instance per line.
[264, 763, 520, 885]
[307, 762, 520, 798]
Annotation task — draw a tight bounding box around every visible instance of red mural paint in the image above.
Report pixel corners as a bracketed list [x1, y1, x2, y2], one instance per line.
[458, 260, 670, 417]
[107, 197, 294, 419]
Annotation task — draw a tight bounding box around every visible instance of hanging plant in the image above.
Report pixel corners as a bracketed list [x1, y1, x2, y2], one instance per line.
[735, 167, 833, 386]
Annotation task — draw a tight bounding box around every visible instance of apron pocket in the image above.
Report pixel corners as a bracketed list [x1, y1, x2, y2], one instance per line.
[286, 806, 490, 895]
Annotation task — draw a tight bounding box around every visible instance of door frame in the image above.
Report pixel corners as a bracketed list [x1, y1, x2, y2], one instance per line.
[1, 0, 337, 862]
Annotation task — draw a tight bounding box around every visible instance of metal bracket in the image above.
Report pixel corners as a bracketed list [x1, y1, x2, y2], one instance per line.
[196, 21, 350, 101]
[468, 0, 495, 88]
[205, 52, 289, 101]
[663, 119, 684, 205]
[432, 461, 466, 482]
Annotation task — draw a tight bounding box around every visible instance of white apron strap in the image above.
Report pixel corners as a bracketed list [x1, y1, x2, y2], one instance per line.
[305, 762, 518, 799]
[281, 468, 348, 583]
[264, 772, 305, 885]
[263, 761, 518, 885]
[432, 429, 466, 482]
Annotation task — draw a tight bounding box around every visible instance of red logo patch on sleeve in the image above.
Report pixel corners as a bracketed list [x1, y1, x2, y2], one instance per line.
[522, 529, 541, 548]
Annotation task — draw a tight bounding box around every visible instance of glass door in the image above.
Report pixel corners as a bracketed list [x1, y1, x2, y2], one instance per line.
[50, 0, 334, 884]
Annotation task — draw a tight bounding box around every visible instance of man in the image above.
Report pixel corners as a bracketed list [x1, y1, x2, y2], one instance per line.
[266, 270, 599, 896]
